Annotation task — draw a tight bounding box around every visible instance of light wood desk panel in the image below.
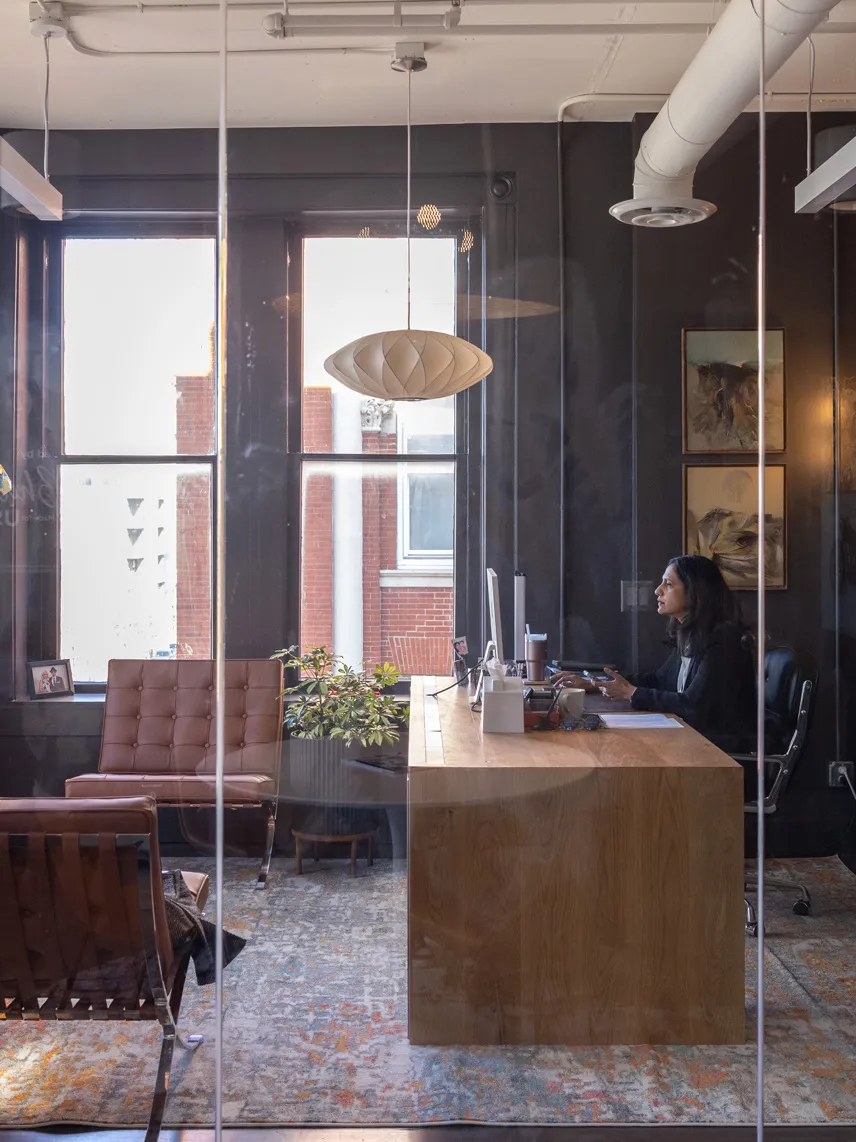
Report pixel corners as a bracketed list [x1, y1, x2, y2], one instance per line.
[407, 677, 745, 1047]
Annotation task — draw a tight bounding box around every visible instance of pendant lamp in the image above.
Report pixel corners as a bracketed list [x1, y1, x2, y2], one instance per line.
[324, 48, 493, 402]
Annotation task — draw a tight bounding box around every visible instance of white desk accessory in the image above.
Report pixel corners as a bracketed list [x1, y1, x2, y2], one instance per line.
[481, 663, 524, 734]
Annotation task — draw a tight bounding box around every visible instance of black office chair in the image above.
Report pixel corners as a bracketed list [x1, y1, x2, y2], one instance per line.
[732, 645, 818, 937]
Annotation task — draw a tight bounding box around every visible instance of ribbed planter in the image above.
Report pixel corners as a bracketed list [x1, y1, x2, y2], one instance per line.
[285, 736, 383, 836]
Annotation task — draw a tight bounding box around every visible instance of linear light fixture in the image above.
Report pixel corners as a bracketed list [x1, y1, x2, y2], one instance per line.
[0, 137, 62, 221]
[795, 130, 856, 214]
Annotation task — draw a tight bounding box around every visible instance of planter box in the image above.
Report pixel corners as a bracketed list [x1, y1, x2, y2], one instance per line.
[283, 735, 407, 839]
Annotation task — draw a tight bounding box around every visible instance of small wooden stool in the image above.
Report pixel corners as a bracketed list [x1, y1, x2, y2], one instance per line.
[292, 829, 374, 877]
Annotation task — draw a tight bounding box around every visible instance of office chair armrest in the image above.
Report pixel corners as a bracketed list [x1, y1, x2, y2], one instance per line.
[730, 753, 785, 766]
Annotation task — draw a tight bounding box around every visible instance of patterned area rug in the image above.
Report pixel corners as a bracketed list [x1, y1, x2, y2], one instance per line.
[2, 855, 856, 1127]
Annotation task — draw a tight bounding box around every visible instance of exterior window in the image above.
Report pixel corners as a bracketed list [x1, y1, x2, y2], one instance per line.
[300, 233, 460, 674]
[396, 400, 454, 570]
[60, 237, 216, 681]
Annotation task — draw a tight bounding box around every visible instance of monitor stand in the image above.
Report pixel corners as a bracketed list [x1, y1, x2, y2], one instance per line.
[472, 640, 498, 707]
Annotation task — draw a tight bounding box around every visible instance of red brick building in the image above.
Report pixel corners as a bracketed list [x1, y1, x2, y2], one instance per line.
[174, 333, 215, 660]
[302, 387, 453, 676]
[174, 354, 452, 675]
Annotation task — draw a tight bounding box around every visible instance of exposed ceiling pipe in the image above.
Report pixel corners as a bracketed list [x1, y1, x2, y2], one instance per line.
[558, 88, 856, 121]
[610, 0, 845, 227]
[57, 0, 856, 8]
[254, 18, 856, 34]
[65, 29, 389, 54]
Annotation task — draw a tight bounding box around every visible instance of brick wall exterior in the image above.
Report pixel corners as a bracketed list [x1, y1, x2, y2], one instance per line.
[174, 328, 215, 659]
[172, 369, 453, 675]
[301, 387, 334, 654]
[175, 473, 212, 657]
[300, 386, 452, 675]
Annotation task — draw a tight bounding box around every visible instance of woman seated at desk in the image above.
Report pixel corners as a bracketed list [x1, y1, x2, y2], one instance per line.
[556, 554, 756, 755]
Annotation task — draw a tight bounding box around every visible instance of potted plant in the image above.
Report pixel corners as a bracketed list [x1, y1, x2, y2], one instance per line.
[272, 645, 407, 837]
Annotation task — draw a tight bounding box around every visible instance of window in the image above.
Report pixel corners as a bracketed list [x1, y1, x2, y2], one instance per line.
[60, 237, 216, 682]
[299, 232, 463, 673]
[396, 400, 454, 570]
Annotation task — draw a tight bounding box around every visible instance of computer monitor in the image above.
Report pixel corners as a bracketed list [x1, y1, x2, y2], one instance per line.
[486, 567, 504, 664]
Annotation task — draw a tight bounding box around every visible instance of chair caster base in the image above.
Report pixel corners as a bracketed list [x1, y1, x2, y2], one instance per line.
[176, 1032, 204, 1050]
[793, 899, 811, 916]
[746, 922, 759, 938]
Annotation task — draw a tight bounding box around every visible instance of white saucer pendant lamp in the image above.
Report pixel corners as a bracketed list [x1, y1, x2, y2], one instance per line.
[325, 328, 493, 401]
[323, 48, 493, 402]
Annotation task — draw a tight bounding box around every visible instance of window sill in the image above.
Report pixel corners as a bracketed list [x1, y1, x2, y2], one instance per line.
[13, 694, 106, 703]
[379, 569, 453, 589]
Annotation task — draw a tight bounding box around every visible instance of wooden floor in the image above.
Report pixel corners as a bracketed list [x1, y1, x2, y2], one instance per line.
[3, 1127, 855, 1141]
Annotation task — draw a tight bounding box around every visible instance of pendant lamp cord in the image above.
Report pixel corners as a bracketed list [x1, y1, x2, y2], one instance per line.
[43, 34, 51, 182]
[406, 64, 412, 330]
[806, 37, 815, 178]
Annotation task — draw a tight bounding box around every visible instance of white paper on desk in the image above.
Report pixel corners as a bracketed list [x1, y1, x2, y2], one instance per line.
[599, 713, 682, 729]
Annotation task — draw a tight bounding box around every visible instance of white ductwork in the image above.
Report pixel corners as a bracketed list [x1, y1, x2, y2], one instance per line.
[611, 0, 843, 227]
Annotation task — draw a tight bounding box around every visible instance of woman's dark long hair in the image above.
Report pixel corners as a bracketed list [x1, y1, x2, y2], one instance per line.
[665, 554, 745, 656]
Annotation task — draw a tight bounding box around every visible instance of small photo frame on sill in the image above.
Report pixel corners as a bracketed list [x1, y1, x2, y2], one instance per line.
[27, 659, 75, 700]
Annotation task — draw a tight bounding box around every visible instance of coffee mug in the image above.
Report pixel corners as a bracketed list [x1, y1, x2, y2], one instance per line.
[558, 687, 585, 720]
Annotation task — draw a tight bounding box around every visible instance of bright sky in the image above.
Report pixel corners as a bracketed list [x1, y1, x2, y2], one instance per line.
[63, 238, 216, 455]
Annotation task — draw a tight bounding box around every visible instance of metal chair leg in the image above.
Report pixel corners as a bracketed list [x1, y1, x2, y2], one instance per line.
[255, 799, 278, 890]
[745, 897, 759, 937]
[746, 873, 812, 916]
[145, 1023, 176, 1142]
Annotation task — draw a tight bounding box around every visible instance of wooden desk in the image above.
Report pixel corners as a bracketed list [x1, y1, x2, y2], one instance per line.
[407, 676, 745, 1047]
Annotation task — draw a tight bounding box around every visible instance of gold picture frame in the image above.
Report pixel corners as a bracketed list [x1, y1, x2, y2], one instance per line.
[682, 328, 786, 454]
[683, 464, 787, 590]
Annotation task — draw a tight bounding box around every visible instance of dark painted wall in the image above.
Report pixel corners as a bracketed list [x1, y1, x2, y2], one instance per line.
[562, 113, 856, 854]
[2, 116, 856, 857]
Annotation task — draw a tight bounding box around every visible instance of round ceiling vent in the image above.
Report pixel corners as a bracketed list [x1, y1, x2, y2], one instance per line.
[609, 197, 717, 228]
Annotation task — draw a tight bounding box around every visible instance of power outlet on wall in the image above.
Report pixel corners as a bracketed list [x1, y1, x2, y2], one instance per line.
[621, 580, 653, 612]
[828, 761, 855, 788]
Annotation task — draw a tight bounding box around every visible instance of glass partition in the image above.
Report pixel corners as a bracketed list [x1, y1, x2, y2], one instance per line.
[760, 118, 856, 1128]
[0, 1, 222, 1132]
[213, 17, 769, 1140]
[9, 0, 856, 1136]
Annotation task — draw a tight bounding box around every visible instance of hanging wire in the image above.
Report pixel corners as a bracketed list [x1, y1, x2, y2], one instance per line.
[406, 63, 412, 330]
[756, 0, 767, 1133]
[43, 34, 51, 181]
[806, 37, 816, 178]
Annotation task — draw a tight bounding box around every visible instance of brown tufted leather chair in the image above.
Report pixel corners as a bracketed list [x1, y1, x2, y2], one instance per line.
[66, 659, 283, 889]
[0, 796, 207, 1142]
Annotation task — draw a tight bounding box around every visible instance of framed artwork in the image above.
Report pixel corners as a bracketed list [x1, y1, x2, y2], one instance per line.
[683, 465, 787, 590]
[683, 328, 785, 453]
[840, 374, 856, 493]
[28, 659, 75, 699]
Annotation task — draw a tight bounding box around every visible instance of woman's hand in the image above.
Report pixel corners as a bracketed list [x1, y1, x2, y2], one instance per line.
[599, 669, 636, 702]
[550, 672, 598, 694]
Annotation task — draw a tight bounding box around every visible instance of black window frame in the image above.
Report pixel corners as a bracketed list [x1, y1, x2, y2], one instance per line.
[281, 208, 487, 666]
[20, 216, 219, 692]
